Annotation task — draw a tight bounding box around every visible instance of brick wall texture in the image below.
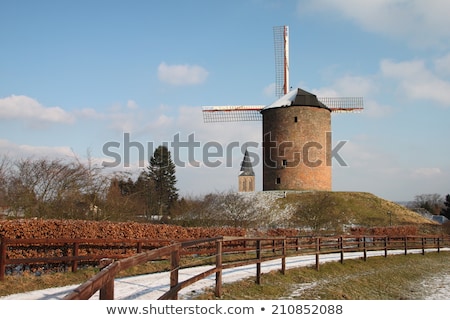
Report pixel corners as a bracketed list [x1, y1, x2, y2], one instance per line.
[262, 105, 332, 191]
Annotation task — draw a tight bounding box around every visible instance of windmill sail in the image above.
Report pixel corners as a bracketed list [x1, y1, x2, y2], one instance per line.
[273, 25, 289, 97]
[202, 105, 264, 122]
[202, 96, 363, 122]
[318, 97, 364, 113]
[202, 25, 363, 123]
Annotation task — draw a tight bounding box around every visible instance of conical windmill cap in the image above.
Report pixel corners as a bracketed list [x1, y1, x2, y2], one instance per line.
[262, 88, 330, 111]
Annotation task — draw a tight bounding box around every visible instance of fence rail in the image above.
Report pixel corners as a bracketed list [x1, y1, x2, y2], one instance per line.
[1, 234, 449, 299]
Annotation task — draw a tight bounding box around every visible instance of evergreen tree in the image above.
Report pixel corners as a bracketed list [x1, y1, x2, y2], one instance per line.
[147, 145, 178, 217]
[441, 194, 450, 219]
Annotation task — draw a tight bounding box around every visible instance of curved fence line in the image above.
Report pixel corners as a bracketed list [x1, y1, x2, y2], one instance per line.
[64, 235, 450, 300]
[1, 234, 449, 299]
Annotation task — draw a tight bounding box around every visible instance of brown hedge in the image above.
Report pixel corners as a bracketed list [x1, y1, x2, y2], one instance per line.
[0, 219, 246, 240]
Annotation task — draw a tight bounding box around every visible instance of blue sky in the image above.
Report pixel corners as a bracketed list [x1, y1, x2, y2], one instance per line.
[1, 0, 450, 202]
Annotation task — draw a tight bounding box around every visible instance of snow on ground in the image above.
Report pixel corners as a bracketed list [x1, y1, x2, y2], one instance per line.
[1, 249, 449, 300]
[417, 273, 450, 300]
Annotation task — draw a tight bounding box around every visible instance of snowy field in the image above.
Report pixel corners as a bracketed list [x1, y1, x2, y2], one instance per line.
[1, 249, 449, 300]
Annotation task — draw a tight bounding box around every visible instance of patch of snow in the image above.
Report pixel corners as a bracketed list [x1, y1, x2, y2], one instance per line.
[263, 89, 298, 110]
[418, 273, 450, 299]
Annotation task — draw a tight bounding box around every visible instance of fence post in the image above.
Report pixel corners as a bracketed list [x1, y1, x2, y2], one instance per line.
[363, 237, 367, 261]
[72, 241, 79, 273]
[256, 239, 261, 284]
[339, 237, 344, 264]
[0, 237, 6, 281]
[215, 240, 222, 298]
[100, 276, 115, 300]
[437, 237, 441, 253]
[384, 236, 388, 258]
[422, 237, 425, 255]
[315, 237, 320, 271]
[404, 236, 408, 255]
[281, 238, 286, 275]
[170, 244, 181, 300]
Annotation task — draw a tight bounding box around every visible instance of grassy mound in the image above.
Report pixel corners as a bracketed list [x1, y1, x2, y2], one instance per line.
[275, 191, 437, 230]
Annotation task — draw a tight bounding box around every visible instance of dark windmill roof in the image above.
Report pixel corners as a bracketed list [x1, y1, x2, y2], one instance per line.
[240, 149, 255, 176]
[262, 88, 330, 111]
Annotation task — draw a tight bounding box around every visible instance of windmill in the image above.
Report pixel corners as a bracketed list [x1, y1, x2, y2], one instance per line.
[202, 26, 363, 192]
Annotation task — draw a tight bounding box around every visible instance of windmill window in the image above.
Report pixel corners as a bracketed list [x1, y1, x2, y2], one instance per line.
[294, 116, 298, 123]
[282, 159, 287, 167]
[276, 177, 281, 184]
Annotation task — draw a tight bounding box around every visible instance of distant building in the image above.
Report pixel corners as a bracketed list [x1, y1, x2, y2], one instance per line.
[238, 149, 255, 192]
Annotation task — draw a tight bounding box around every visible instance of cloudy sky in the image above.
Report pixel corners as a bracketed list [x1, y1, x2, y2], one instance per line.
[1, 0, 450, 202]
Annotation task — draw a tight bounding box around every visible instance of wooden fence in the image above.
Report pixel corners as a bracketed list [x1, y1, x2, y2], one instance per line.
[0, 237, 174, 281]
[1, 235, 449, 300]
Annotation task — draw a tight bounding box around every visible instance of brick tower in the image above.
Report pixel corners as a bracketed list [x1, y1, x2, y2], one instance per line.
[261, 88, 332, 191]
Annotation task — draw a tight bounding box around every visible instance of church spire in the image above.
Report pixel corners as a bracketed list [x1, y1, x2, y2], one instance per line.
[240, 149, 254, 176]
[238, 149, 255, 192]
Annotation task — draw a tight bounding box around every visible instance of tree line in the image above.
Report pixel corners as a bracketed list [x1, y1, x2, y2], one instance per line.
[0, 147, 346, 232]
[0, 145, 178, 221]
[2, 148, 450, 232]
[408, 193, 450, 219]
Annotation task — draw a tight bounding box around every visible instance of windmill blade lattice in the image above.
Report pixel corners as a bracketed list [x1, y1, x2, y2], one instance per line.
[202, 105, 264, 122]
[318, 97, 364, 113]
[201, 96, 363, 122]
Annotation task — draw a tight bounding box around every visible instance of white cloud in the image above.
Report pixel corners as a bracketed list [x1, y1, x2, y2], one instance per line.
[434, 53, 450, 76]
[363, 100, 392, 118]
[157, 62, 209, 86]
[75, 108, 105, 120]
[333, 75, 376, 97]
[302, 0, 450, 47]
[310, 75, 391, 117]
[0, 95, 75, 124]
[263, 83, 276, 97]
[148, 114, 174, 132]
[109, 112, 139, 133]
[380, 59, 450, 106]
[411, 167, 442, 178]
[312, 75, 376, 96]
[126, 100, 139, 110]
[0, 138, 74, 159]
[311, 57, 450, 114]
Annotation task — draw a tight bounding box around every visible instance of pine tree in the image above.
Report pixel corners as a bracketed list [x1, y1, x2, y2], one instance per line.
[147, 145, 178, 217]
[441, 194, 450, 219]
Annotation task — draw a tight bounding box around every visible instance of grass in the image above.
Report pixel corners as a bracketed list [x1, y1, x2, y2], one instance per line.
[193, 251, 450, 300]
[0, 267, 98, 297]
[0, 260, 171, 297]
[278, 191, 438, 228]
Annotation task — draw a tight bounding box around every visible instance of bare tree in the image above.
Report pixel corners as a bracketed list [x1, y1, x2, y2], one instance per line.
[173, 191, 261, 228]
[6, 158, 86, 217]
[292, 192, 344, 234]
[218, 191, 261, 228]
[2, 156, 113, 219]
[0, 156, 11, 212]
[411, 194, 444, 215]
